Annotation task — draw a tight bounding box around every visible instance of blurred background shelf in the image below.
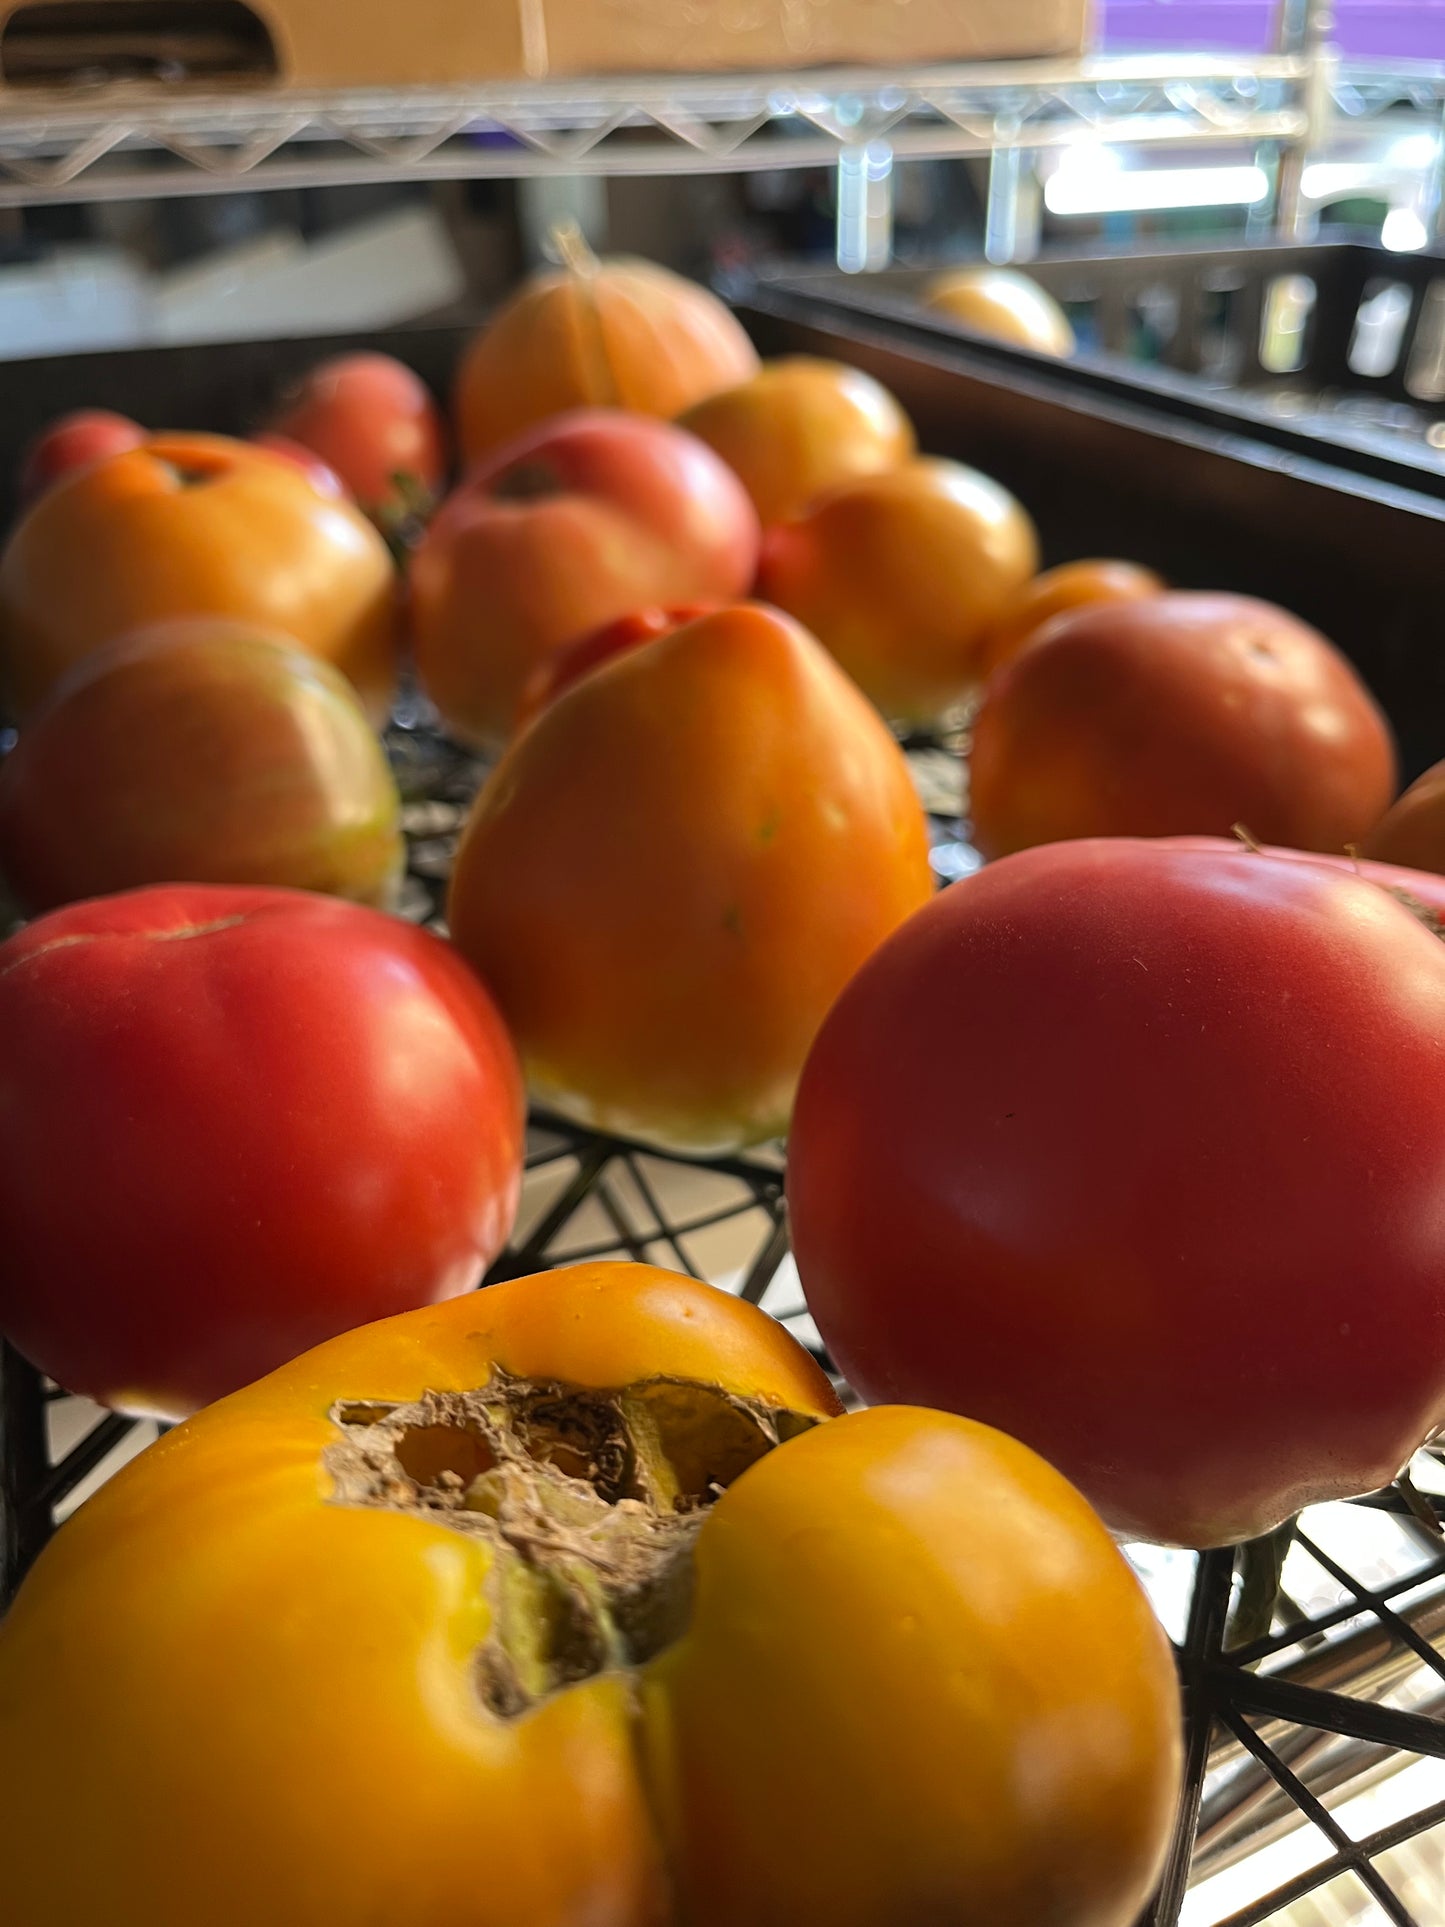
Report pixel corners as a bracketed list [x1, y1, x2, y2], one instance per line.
[0, 53, 1322, 205]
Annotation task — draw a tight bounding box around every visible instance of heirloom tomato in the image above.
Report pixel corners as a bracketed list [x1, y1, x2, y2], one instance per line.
[265, 352, 447, 517]
[0, 884, 523, 1415]
[448, 603, 933, 1151]
[789, 836, 1445, 1547]
[0, 1262, 1182, 1927]
[0, 432, 398, 723]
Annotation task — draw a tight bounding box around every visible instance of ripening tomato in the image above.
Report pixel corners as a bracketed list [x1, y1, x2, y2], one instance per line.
[0, 884, 524, 1416]
[789, 837, 1445, 1548]
[250, 432, 349, 499]
[977, 559, 1164, 679]
[0, 1262, 1182, 1927]
[0, 433, 398, 724]
[1363, 756, 1445, 878]
[513, 603, 716, 730]
[265, 353, 447, 518]
[17, 408, 145, 505]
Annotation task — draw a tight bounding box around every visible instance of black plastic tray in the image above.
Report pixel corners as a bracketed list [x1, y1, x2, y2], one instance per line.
[3, 316, 1445, 1922]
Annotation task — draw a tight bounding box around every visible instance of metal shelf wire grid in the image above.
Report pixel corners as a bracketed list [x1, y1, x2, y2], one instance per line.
[0, 53, 1318, 205]
[2, 719, 1445, 1925]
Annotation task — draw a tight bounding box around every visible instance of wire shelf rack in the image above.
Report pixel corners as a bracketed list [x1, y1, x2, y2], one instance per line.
[0, 53, 1317, 205]
[3, 717, 1445, 1924]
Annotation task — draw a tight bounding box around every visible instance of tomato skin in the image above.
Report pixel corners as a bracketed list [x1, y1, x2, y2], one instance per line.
[18, 409, 145, 504]
[0, 432, 398, 724]
[454, 254, 759, 461]
[411, 409, 758, 747]
[513, 603, 716, 730]
[788, 836, 1445, 1547]
[448, 603, 934, 1152]
[923, 267, 1077, 355]
[0, 884, 524, 1415]
[676, 356, 914, 527]
[978, 558, 1164, 678]
[645, 1404, 1181, 1927]
[0, 623, 403, 913]
[250, 432, 349, 499]
[1363, 756, 1445, 878]
[0, 1264, 1178, 1927]
[266, 353, 447, 515]
[969, 592, 1397, 858]
[757, 457, 1038, 724]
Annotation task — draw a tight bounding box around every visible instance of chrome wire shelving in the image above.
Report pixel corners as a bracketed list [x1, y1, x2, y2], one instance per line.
[0, 52, 1319, 205]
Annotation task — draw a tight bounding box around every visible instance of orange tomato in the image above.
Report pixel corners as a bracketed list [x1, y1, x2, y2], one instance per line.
[676, 356, 914, 526]
[0, 433, 398, 724]
[448, 603, 934, 1150]
[1362, 757, 1445, 877]
[924, 267, 1076, 356]
[0, 1261, 1182, 1927]
[455, 236, 759, 462]
[758, 458, 1038, 724]
[979, 559, 1165, 678]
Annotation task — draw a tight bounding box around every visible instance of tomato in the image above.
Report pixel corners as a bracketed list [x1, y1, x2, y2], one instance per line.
[978, 558, 1164, 678]
[454, 242, 759, 461]
[0, 1261, 1182, 1927]
[757, 457, 1038, 724]
[0, 884, 524, 1416]
[0, 623, 404, 913]
[788, 836, 1445, 1548]
[266, 353, 447, 517]
[923, 268, 1076, 356]
[17, 408, 145, 505]
[0, 433, 398, 724]
[513, 603, 716, 730]
[448, 603, 934, 1151]
[676, 357, 914, 527]
[410, 410, 758, 746]
[1363, 756, 1445, 877]
[250, 432, 349, 499]
[969, 593, 1396, 858]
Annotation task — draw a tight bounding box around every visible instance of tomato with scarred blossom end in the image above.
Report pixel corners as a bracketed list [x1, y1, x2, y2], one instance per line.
[0, 1261, 1182, 1927]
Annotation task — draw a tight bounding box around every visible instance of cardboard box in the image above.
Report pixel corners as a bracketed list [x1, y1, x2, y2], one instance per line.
[0, 0, 1090, 98]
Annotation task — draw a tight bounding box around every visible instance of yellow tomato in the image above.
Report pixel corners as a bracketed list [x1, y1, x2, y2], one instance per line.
[0, 1262, 1181, 1926]
[924, 267, 1077, 356]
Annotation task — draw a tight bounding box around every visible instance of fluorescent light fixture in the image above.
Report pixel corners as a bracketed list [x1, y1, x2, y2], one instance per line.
[1045, 162, 1270, 217]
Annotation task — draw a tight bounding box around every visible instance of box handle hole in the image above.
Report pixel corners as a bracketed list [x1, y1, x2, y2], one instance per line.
[1, 2, 277, 88]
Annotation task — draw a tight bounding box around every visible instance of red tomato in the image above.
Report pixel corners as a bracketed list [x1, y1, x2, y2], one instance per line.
[0, 885, 524, 1418]
[250, 433, 348, 499]
[788, 836, 1445, 1548]
[513, 603, 717, 730]
[266, 353, 447, 515]
[18, 410, 145, 505]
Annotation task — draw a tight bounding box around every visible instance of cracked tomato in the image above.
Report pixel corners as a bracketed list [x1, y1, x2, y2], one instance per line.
[0, 884, 523, 1416]
[0, 1262, 1182, 1927]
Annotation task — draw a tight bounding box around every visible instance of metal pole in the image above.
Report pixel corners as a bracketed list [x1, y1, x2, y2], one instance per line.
[835, 139, 894, 274]
[1275, 0, 1337, 241]
[986, 140, 1040, 263]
